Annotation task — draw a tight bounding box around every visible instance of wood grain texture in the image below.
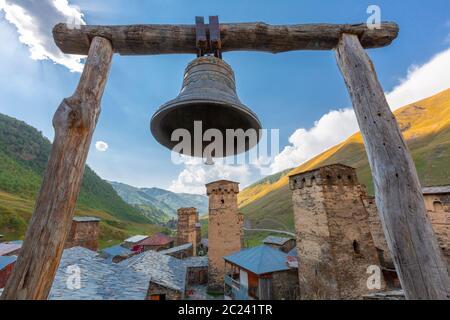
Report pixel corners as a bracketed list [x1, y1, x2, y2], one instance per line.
[0, 37, 113, 300]
[53, 22, 399, 56]
[336, 33, 450, 300]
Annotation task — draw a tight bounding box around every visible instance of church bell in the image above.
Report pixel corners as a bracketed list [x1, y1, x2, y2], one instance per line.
[150, 55, 262, 158]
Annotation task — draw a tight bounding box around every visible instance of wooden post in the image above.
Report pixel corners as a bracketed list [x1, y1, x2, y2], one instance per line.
[0, 36, 113, 300]
[335, 33, 450, 300]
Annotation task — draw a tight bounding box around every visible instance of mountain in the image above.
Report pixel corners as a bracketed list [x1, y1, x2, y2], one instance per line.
[0, 113, 165, 246]
[110, 182, 209, 218]
[239, 89, 450, 232]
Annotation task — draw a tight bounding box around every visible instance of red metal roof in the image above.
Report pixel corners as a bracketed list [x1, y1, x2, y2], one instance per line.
[137, 233, 174, 246]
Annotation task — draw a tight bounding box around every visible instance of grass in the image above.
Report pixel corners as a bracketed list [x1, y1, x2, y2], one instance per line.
[0, 190, 167, 248]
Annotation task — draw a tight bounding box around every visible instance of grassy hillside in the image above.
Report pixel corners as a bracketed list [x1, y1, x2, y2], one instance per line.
[239, 89, 450, 231]
[0, 113, 165, 246]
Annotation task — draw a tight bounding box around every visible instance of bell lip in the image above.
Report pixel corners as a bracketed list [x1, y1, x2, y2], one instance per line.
[150, 99, 262, 158]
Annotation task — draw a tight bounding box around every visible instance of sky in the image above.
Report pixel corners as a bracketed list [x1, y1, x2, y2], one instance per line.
[0, 0, 449, 194]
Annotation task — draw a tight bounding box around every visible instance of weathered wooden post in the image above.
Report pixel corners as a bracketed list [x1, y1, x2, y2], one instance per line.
[0, 36, 113, 300]
[335, 33, 450, 300]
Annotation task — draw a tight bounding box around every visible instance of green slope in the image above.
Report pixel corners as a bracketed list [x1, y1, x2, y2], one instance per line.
[239, 89, 450, 231]
[0, 113, 165, 246]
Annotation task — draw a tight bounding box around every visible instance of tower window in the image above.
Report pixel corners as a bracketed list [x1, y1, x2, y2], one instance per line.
[433, 201, 443, 212]
[353, 240, 361, 254]
[221, 199, 225, 204]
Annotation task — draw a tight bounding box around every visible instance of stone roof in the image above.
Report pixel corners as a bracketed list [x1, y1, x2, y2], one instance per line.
[72, 216, 101, 222]
[124, 235, 149, 243]
[100, 245, 133, 259]
[159, 243, 192, 255]
[137, 233, 174, 246]
[182, 256, 208, 268]
[422, 186, 450, 195]
[119, 250, 187, 292]
[49, 247, 149, 300]
[262, 235, 293, 246]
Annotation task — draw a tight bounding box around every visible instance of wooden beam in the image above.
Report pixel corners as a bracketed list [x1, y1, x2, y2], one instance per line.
[53, 22, 399, 56]
[0, 36, 113, 300]
[335, 33, 450, 300]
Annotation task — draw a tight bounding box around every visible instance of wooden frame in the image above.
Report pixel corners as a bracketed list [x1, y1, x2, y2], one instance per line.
[2, 20, 449, 300]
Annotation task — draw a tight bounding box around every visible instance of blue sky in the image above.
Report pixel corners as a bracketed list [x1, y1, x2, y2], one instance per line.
[0, 0, 449, 193]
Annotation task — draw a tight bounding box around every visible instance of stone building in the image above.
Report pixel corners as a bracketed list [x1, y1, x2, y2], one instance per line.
[133, 233, 174, 252]
[206, 180, 243, 293]
[289, 164, 384, 299]
[262, 236, 296, 253]
[177, 207, 201, 255]
[422, 186, 450, 267]
[224, 245, 299, 300]
[65, 217, 100, 251]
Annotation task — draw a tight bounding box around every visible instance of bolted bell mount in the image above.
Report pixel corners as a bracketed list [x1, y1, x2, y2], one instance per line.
[150, 16, 262, 158]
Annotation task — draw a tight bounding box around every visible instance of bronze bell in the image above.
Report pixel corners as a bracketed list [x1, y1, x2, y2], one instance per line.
[150, 56, 262, 158]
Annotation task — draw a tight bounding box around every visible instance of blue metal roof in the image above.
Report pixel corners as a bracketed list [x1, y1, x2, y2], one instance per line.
[0, 255, 17, 270]
[224, 245, 290, 275]
[101, 245, 132, 257]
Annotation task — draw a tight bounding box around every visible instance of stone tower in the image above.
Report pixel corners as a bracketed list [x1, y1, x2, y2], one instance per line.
[289, 164, 383, 299]
[206, 180, 243, 293]
[177, 207, 201, 255]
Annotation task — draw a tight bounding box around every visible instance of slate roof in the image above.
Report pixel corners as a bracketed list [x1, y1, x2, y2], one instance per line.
[137, 233, 174, 246]
[182, 256, 208, 268]
[224, 245, 290, 275]
[159, 243, 192, 255]
[73, 216, 101, 222]
[263, 236, 293, 246]
[124, 235, 149, 243]
[0, 241, 22, 256]
[120, 250, 187, 292]
[0, 255, 17, 270]
[49, 247, 149, 300]
[201, 239, 208, 247]
[422, 186, 450, 195]
[101, 245, 133, 259]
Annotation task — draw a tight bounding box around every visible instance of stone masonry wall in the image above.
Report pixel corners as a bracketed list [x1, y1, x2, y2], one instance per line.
[206, 180, 242, 293]
[289, 164, 384, 299]
[177, 207, 200, 255]
[423, 193, 450, 268]
[65, 220, 99, 251]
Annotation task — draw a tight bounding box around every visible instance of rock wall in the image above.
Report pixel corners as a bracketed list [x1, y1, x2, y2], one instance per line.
[289, 164, 384, 299]
[206, 180, 242, 293]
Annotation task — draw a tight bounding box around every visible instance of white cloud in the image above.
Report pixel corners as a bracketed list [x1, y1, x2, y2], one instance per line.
[0, 0, 86, 72]
[168, 157, 251, 194]
[269, 46, 450, 174]
[386, 47, 450, 110]
[95, 141, 108, 152]
[169, 46, 450, 191]
[269, 108, 359, 173]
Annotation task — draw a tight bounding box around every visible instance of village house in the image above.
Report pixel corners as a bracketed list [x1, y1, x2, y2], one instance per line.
[224, 245, 299, 300]
[133, 233, 175, 252]
[123, 235, 149, 249]
[65, 217, 100, 251]
[262, 236, 296, 253]
[0, 255, 17, 288]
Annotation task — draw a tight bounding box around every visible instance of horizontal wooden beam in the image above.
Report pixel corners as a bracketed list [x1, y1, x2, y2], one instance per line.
[53, 22, 399, 56]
